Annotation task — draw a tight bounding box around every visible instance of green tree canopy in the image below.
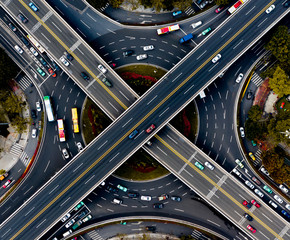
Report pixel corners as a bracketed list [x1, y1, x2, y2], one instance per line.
[261, 149, 284, 173]
[270, 165, 290, 185]
[245, 119, 267, 140]
[215, 0, 230, 5]
[269, 66, 290, 97]
[173, 0, 192, 11]
[248, 105, 263, 122]
[267, 118, 290, 145]
[0, 48, 19, 85]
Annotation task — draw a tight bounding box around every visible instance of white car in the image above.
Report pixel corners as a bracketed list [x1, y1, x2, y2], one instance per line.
[245, 180, 254, 189]
[60, 56, 69, 66]
[212, 54, 221, 63]
[65, 219, 75, 228]
[260, 167, 270, 176]
[236, 73, 243, 83]
[61, 213, 71, 222]
[191, 21, 202, 29]
[286, 204, 290, 211]
[76, 142, 83, 152]
[30, 47, 38, 56]
[31, 128, 37, 138]
[274, 195, 283, 204]
[232, 168, 241, 177]
[62, 148, 69, 159]
[239, 127, 245, 137]
[141, 195, 152, 201]
[279, 184, 289, 193]
[136, 54, 148, 61]
[205, 161, 214, 170]
[143, 45, 154, 51]
[235, 159, 244, 168]
[36, 102, 41, 111]
[200, 1, 209, 9]
[14, 45, 23, 54]
[82, 214, 92, 223]
[266, 5, 275, 14]
[98, 64, 107, 74]
[254, 189, 264, 198]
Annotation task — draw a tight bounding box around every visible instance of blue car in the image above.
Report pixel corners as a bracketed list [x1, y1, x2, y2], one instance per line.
[29, 2, 38, 12]
[282, 210, 290, 218]
[173, 11, 182, 16]
[129, 129, 138, 139]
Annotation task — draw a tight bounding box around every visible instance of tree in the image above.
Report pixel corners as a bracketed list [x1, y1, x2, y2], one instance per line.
[248, 105, 263, 122]
[87, 0, 108, 8]
[267, 118, 290, 145]
[270, 165, 290, 185]
[151, 0, 166, 12]
[268, 66, 290, 97]
[215, 0, 230, 5]
[173, 0, 192, 11]
[245, 119, 266, 140]
[261, 149, 284, 173]
[0, 48, 19, 85]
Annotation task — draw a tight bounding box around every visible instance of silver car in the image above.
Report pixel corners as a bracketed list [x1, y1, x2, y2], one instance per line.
[239, 127, 245, 137]
[60, 56, 69, 66]
[274, 195, 283, 204]
[245, 180, 254, 189]
[143, 45, 154, 51]
[136, 54, 148, 61]
[61, 213, 71, 222]
[65, 219, 75, 228]
[191, 21, 202, 29]
[98, 64, 107, 74]
[205, 161, 214, 170]
[236, 73, 243, 83]
[62, 148, 69, 159]
[212, 54, 221, 63]
[254, 189, 264, 198]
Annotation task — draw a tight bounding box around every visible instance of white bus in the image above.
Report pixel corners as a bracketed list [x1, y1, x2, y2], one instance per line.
[43, 96, 55, 122]
[57, 119, 66, 142]
[27, 34, 45, 53]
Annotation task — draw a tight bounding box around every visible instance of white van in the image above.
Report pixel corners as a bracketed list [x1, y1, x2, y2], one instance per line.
[232, 168, 241, 177]
[112, 198, 122, 204]
[63, 230, 72, 237]
[269, 200, 278, 208]
[199, 90, 206, 99]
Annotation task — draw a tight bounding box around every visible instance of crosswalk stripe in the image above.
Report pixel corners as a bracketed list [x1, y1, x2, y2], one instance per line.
[18, 76, 32, 90]
[251, 73, 263, 87]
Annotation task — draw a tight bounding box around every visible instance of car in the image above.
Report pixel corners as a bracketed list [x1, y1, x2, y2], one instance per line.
[65, 219, 75, 228]
[243, 200, 252, 209]
[112, 198, 123, 204]
[17, 13, 28, 23]
[236, 73, 243, 83]
[146, 141, 152, 146]
[106, 185, 118, 192]
[101, 78, 112, 87]
[15, 45, 23, 54]
[171, 196, 182, 202]
[247, 225, 256, 233]
[146, 124, 155, 133]
[266, 4, 275, 14]
[29, 2, 38, 11]
[39, 58, 47, 66]
[129, 129, 138, 139]
[205, 161, 214, 170]
[196, 0, 203, 4]
[20, 36, 29, 46]
[260, 167, 270, 176]
[269, 200, 278, 208]
[145, 226, 156, 231]
[117, 184, 128, 192]
[61, 213, 71, 222]
[101, 181, 105, 186]
[82, 214, 92, 222]
[232, 168, 241, 177]
[212, 54, 221, 63]
[263, 185, 272, 194]
[48, 68, 56, 78]
[251, 199, 261, 208]
[136, 54, 148, 61]
[279, 184, 289, 193]
[202, 27, 212, 36]
[31, 128, 37, 138]
[62, 148, 69, 159]
[52, 62, 60, 71]
[244, 213, 253, 221]
[286, 204, 290, 211]
[195, 161, 204, 170]
[110, 63, 117, 68]
[143, 45, 154, 51]
[74, 201, 84, 211]
[141, 195, 152, 201]
[245, 180, 254, 189]
[76, 142, 83, 152]
[246, 91, 253, 100]
[2, 180, 11, 188]
[284, 1, 290, 7]
[29, 47, 38, 56]
[98, 64, 107, 74]
[60, 56, 70, 66]
[36, 102, 41, 112]
[200, 1, 209, 9]
[251, 140, 257, 146]
[128, 192, 139, 198]
[123, 50, 134, 57]
[239, 127, 245, 137]
[249, 152, 256, 161]
[153, 203, 164, 209]
[64, 51, 73, 61]
[254, 189, 264, 198]
[191, 21, 202, 29]
[251, 177, 261, 185]
[8, 23, 17, 32]
[38, 120, 41, 130]
[235, 159, 244, 168]
[36, 67, 45, 77]
[173, 10, 182, 16]
[75, 209, 89, 221]
[31, 109, 37, 118]
[215, 6, 224, 13]
[274, 195, 283, 204]
[158, 194, 169, 201]
[282, 210, 290, 218]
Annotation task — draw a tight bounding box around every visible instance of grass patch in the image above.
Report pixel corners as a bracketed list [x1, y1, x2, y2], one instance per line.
[276, 96, 290, 114]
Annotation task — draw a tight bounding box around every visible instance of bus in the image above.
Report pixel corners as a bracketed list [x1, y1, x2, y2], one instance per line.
[27, 34, 45, 53]
[227, 0, 248, 15]
[71, 108, 79, 133]
[57, 119, 66, 142]
[43, 96, 55, 122]
[157, 24, 180, 35]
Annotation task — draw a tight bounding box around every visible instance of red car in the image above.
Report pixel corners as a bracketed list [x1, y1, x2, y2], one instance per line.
[215, 6, 224, 13]
[247, 224, 256, 233]
[146, 124, 156, 134]
[2, 179, 11, 188]
[243, 200, 252, 209]
[110, 63, 117, 68]
[251, 199, 261, 208]
[48, 68, 56, 78]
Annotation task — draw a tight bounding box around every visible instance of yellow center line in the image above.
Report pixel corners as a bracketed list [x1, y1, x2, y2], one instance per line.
[11, 0, 284, 239]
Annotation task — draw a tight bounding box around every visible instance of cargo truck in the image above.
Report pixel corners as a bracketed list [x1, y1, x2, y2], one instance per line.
[179, 33, 193, 43]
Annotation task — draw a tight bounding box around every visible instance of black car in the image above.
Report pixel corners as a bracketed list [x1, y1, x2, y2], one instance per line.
[8, 23, 17, 32]
[127, 192, 139, 198]
[123, 50, 134, 57]
[20, 36, 29, 46]
[39, 58, 47, 66]
[153, 203, 164, 209]
[17, 13, 28, 23]
[106, 185, 118, 192]
[196, 0, 203, 4]
[284, 1, 289, 7]
[246, 91, 253, 100]
[244, 213, 253, 221]
[81, 72, 90, 80]
[64, 51, 74, 61]
[31, 110, 37, 118]
[145, 226, 156, 231]
[171, 196, 182, 202]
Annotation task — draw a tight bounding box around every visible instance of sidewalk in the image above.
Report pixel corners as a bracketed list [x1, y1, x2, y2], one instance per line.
[108, 233, 179, 240]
